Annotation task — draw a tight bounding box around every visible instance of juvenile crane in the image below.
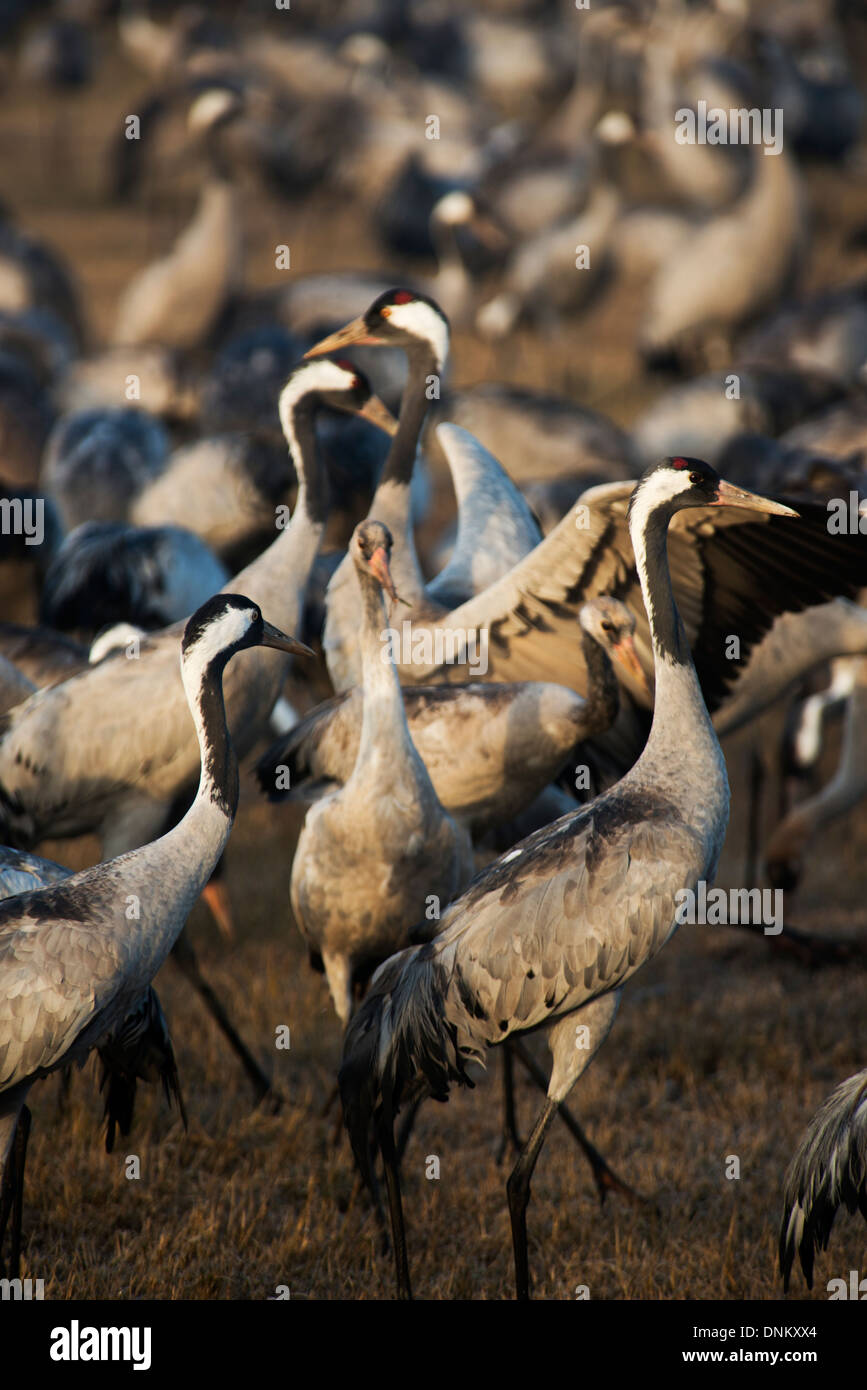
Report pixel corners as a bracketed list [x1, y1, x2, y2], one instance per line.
[0, 594, 311, 1277]
[340, 458, 797, 1300]
[290, 520, 473, 1027]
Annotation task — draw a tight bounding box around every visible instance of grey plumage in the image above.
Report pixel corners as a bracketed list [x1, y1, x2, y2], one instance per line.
[42, 407, 170, 531]
[0, 591, 310, 1274]
[780, 1068, 867, 1289]
[423, 424, 542, 608]
[765, 654, 867, 891]
[0, 657, 35, 717]
[290, 520, 474, 1025]
[40, 520, 229, 637]
[0, 621, 89, 687]
[258, 597, 643, 837]
[112, 91, 243, 351]
[0, 845, 185, 1155]
[714, 599, 867, 740]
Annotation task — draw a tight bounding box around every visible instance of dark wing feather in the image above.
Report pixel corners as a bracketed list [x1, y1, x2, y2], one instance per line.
[688, 502, 867, 712]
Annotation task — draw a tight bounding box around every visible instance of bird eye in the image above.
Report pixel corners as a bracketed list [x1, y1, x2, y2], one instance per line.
[689, 472, 703, 486]
[380, 306, 392, 318]
[601, 620, 614, 633]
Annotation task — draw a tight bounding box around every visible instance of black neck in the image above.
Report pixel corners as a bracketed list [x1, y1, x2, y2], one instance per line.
[198, 658, 239, 819]
[383, 344, 436, 488]
[639, 510, 691, 667]
[291, 401, 330, 526]
[581, 628, 619, 728]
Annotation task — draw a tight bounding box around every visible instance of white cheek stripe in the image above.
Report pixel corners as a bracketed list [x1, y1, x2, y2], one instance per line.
[183, 607, 253, 690]
[387, 301, 449, 368]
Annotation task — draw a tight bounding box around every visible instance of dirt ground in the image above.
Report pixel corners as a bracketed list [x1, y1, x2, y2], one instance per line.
[2, 42, 867, 1300]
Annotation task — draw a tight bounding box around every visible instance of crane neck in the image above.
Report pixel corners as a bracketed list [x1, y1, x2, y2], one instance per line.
[381, 341, 439, 490]
[580, 626, 619, 732]
[355, 564, 416, 775]
[111, 646, 240, 992]
[180, 648, 239, 830]
[228, 397, 327, 624]
[630, 504, 722, 778]
[366, 346, 439, 602]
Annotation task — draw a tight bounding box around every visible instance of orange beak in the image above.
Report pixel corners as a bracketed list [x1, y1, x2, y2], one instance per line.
[356, 394, 398, 436]
[368, 545, 401, 604]
[612, 633, 652, 698]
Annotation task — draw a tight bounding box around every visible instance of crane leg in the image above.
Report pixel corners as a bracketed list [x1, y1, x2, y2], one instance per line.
[0, 1150, 14, 1278]
[55, 1065, 72, 1120]
[9, 1106, 30, 1279]
[377, 1108, 412, 1300]
[495, 1041, 523, 1162]
[395, 1096, 423, 1165]
[510, 1038, 641, 1204]
[507, 1096, 558, 1301]
[170, 928, 281, 1112]
[0, 1106, 30, 1280]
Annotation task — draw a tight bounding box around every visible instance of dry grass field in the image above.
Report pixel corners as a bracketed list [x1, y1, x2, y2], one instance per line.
[2, 38, 867, 1302]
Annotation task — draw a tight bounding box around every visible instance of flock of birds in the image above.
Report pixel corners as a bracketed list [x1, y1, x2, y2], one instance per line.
[0, 0, 866, 1300]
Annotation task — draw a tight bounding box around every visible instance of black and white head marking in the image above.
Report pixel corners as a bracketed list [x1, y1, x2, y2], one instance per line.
[364, 289, 450, 370]
[628, 458, 719, 665]
[181, 593, 263, 673]
[181, 593, 265, 815]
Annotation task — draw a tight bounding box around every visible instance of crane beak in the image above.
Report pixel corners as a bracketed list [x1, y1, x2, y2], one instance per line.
[357, 394, 398, 436]
[368, 545, 401, 604]
[713, 481, 799, 518]
[304, 316, 381, 357]
[612, 633, 651, 697]
[201, 878, 235, 942]
[260, 620, 314, 657]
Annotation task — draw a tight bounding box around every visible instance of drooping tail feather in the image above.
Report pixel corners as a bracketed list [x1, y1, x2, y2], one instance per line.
[339, 945, 477, 1186]
[98, 987, 188, 1154]
[780, 1068, 867, 1289]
